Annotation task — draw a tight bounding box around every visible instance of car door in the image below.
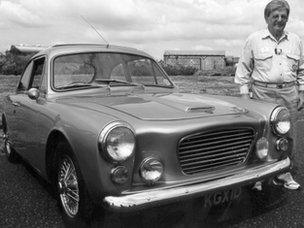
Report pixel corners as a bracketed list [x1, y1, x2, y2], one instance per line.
[12, 56, 51, 173]
[5, 61, 34, 151]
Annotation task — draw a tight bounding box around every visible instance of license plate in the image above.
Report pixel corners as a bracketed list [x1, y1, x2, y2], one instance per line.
[202, 187, 242, 208]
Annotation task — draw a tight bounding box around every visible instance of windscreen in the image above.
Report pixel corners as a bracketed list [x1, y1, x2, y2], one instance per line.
[53, 52, 172, 89]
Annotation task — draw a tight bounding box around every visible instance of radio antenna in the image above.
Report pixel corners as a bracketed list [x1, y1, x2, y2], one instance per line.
[80, 15, 109, 47]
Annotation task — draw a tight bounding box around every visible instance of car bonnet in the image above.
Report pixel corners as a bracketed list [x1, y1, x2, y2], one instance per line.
[56, 92, 248, 120]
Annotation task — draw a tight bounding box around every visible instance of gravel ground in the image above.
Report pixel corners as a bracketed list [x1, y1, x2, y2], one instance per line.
[0, 146, 64, 227]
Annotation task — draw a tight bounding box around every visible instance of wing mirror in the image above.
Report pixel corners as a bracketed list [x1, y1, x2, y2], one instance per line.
[28, 88, 40, 100]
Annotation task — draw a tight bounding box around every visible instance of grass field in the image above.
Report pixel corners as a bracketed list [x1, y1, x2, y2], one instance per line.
[0, 75, 239, 113]
[171, 75, 239, 96]
[0, 75, 20, 112]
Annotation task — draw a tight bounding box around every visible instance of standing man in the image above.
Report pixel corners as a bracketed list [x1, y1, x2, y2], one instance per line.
[235, 0, 303, 190]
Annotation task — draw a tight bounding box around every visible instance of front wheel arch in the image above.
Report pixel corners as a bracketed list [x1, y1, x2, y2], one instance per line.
[45, 130, 70, 183]
[54, 139, 95, 222]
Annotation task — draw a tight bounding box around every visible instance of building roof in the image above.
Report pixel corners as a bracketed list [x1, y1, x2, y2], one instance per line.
[10, 45, 47, 54]
[164, 50, 226, 56]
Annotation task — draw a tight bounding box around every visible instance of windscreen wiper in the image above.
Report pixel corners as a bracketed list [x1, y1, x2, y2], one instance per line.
[58, 82, 102, 90]
[94, 79, 144, 87]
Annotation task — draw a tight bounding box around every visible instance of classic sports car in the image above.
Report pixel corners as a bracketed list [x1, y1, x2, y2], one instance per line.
[1, 44, 291, 222]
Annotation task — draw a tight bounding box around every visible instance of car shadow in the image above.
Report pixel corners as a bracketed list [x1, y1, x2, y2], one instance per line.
[89, 186, 289, 228]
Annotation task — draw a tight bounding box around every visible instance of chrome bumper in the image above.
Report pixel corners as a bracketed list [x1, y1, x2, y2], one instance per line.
[103, 158, 290, 211]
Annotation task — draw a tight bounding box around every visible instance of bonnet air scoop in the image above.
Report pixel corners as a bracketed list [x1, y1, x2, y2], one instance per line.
[185, 105, 215, 113]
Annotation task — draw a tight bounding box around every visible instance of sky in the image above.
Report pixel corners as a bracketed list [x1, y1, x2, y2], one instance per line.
[1, 0, 304, 60]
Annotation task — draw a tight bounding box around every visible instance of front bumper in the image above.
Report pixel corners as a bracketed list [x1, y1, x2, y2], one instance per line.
[103, 158, 290, 212]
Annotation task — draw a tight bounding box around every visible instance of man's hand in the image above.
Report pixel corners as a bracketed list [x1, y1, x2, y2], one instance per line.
[298, 91, 304, 111]
[241, 94, 251, 100]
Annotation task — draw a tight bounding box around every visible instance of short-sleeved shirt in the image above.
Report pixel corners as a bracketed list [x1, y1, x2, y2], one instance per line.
[235, 29, 304, 94]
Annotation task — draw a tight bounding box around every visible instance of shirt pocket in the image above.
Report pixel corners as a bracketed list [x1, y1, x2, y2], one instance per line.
[286, 53, 300, 72]
[254, 52, 273, 72]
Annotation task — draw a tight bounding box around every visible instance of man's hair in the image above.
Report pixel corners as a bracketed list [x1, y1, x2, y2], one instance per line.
[264, 0, 290, 19]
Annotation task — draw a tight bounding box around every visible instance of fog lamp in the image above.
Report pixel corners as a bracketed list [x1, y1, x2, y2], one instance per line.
[111, 166, 129, 184]
[140, 158, 163, 185]
[256, 137, 269, 160]
[276, 138, 289, 152]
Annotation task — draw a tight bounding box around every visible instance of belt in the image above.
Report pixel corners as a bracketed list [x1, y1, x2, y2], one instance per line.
[252, 80, 296, 89]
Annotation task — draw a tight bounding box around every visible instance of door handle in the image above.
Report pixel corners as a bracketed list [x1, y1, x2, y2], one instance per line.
[12, 102, 20, 107]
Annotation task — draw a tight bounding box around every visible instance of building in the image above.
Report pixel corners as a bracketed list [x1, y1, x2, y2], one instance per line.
[164, 50, 226, 70]
[225, 55, 240, 67]
[9, 44, 46, 55]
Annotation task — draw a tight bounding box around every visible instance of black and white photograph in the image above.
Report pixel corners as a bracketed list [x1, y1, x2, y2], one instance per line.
[1, 0, 304, 227]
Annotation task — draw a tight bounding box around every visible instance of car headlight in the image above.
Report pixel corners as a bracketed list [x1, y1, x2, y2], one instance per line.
[276, 138, 289, 152]
[140, 157, 163, 185]
[98, 122, 135, 162]
[270, 106, 291, 135]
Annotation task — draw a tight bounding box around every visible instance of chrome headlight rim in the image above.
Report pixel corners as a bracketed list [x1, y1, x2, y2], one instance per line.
[270, 106, 291, 135]
[98, 121, 135, 162]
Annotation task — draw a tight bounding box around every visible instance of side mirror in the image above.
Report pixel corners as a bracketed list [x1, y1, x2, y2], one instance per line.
[28, 88, 40, 100]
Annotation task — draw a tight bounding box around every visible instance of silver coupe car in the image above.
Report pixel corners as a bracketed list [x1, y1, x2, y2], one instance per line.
[1, 44, 292, 222]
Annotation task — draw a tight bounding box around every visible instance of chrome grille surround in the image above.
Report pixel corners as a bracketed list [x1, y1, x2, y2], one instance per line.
[178, 128, 255, 175]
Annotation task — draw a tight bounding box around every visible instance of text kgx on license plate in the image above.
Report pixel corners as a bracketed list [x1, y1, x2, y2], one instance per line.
[203, 187, 242, 207]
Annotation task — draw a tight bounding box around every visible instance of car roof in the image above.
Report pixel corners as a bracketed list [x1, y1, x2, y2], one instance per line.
[32, 43, 153, 60]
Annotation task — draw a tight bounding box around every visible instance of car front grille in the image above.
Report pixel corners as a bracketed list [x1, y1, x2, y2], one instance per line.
[178, 128, 255, 175]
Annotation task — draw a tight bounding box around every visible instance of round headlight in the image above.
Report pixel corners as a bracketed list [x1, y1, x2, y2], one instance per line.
[270, 107, 291, 135]
[140, 158, 163, 185]
[99, 122, 135, 162]
[256, 137, 269, 160]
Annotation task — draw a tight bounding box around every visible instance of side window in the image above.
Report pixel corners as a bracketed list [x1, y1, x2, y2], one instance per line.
[18, 61, 34, 91]
[30, 58, 45, 90]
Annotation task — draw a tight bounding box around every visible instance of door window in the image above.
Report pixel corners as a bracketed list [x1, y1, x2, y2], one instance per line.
[30, 58, 46, 91]
[17, 57, 46, 92]
[18, 61, 33, 91]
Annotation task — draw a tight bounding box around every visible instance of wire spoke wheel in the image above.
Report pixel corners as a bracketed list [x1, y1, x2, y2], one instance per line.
[2, 132, 17, 162]
[58, 155, 80, 218]
[4, 137, 12, 157]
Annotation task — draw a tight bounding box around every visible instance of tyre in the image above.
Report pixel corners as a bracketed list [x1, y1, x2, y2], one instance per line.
[55, 142, 94, 224]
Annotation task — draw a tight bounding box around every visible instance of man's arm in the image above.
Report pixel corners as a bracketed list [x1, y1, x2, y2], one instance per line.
[234, 38, 254, 99]
[297, 39, 304, 110]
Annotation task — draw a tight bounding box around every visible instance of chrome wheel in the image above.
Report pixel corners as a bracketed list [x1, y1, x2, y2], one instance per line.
[4, 135, 11, 157]
[3, 133, 17, 162]
[58, 155, 80, 218]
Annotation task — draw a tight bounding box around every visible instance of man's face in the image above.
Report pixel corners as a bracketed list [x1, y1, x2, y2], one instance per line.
[266, 8, 288, 36]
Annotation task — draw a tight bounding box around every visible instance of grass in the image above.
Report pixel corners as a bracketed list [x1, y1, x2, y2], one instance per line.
[0, 75, 20, 112]
[171, 75, 239, 96]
